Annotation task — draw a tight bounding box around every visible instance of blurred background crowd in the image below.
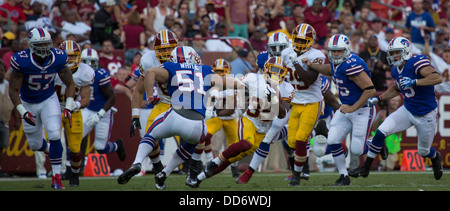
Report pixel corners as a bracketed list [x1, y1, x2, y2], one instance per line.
[0, 0, 449, 94]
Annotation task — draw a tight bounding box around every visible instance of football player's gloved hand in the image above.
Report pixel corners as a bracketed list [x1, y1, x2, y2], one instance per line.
[64, 97, 75, 128]
[288, 51, 298, 65]
[147, 97, 162, 105]
[265, 84, 279, 104]
[16, 104, 36, 126]
[399, 77, 417, 90]
[86, 109, 106, 127]
[130, 117, 141, 137]
[367, 96, 380, 107]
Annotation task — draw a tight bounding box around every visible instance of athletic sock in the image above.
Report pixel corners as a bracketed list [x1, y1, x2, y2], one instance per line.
[368, 130, 387, 158]
[49, 139, 63, 175]
[330, 143, 347, 176]
[249, 142, 270, 170]
[133, 135, 156, 164]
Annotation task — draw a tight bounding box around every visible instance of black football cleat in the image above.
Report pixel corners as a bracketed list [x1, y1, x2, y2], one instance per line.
[154, 171, 167, 190]
[116, 138, 126, 161]
[431, 151, 443, 180]
[333, 174, 351, 186]
[69, 172, 79, 187]
[379, 141, 388, 160]
[288, 171, 301, 186]
[348, 166, 370, 178]
[204, 161, 218, 177]
[118, 163, 141, 184]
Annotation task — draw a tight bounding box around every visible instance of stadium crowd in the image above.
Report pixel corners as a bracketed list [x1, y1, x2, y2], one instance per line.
[0, 0, 448, 182]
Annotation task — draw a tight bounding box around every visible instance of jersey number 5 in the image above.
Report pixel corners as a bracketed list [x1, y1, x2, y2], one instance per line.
[176, 70, 206, 95]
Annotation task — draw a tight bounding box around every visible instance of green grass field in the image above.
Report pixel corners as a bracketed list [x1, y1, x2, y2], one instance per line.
[0, 170, 449, 191]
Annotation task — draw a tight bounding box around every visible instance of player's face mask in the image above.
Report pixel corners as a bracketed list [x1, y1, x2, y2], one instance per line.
[386, 49, 404, 66]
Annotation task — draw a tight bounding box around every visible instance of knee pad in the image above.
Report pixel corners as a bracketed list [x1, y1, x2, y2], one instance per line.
[94, 141, 106, 151]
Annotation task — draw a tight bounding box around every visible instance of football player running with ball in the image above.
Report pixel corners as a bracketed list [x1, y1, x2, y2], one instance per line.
[349, 37, 443, 180]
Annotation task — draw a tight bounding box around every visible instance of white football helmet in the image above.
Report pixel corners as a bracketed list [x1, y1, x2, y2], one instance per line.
[169, 46, 202, 64]
[81, 48, 99, 70]
[28, 27, 53, 58]
[268, 32, 289, 56]
[327, 34, 351, 65]
[386, 36, 413, 66]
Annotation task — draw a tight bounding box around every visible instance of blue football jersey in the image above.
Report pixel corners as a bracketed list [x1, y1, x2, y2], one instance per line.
[319, 75, 333, 119]
[10, 48, 68, 103]
[331, 53, 371, 106]
[391, 54, 437, 116]
[162, 62, 214, 117]
[87, 67, 111, 112]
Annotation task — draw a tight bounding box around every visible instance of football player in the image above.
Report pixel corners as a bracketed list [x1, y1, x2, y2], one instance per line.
[303, 34, 376, 185]
[8, 27, 76, 189]
[349, 37, 443, 180]
[189, 57, 294, 188]
[57, 40, 95, 186]
[281, 23, 327, 186]
[119, 46, 235, 189]
[187, 58, 239, 184]
[80, 48, 125, 176]
[129, 29, 179, 173]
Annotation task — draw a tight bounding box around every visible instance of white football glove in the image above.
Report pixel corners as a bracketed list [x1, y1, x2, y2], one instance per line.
[288, 51, 298, 65]
[366, 96, 380, 107]
[86, 109, 106, 127]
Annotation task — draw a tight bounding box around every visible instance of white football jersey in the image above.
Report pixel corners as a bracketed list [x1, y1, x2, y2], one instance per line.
[240, 73, 294, 133]
[281, 47, 324, 104]
[139, 50, 171, 104]
[55, 62, 95, 111]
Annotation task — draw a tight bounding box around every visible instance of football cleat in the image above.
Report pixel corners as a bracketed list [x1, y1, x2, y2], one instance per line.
[115, 138, 126, 161]
[118, 163, 141, 184]
[51, 174, 65, 189]
[348, 166, 370, 178]
[154, 171, 167, 190]
[288, 171, 301, 186]
[69, 172, 79, 187]
[236, 169, 253, 184]
[333, 174, 351, 186]
[204, 161, 218, 177]
[431, 151, 443, 180]
[380, 141, 388, 160]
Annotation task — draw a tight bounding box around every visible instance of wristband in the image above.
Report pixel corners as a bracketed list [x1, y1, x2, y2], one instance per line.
[132, 108, 140, 117]
[16, 104, 27, 116]
[66, 97, 74, 109]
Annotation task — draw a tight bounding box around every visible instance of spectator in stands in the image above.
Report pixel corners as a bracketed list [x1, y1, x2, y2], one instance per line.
[135, 0, 158, 14]
[267, 18, 296, 40]
[205, 22, 232, 52]
[424, 36, 450, 93]
[205, 1, 219, 26]
[0, 60, 16, 178]
[24, 0, 56, 33]
[267, 3, 285, 33]
[99, 39, 124, 76]
[198, 14, 214, 37]
[90, 0, 119, 49]
[291, 4, 305, 27]
[112, 66, 131, 88]
[61, 9, 91, 46]
[192, 32, 206, 56]
[224, 0, 254, 38]
[354, 6, 374, 29]
[118, 0, 137, 24]
[49, 0, 70, 29]
[75, 0, 97, 23]
[338, 13, 355, 39]
[244, 27, 267, 52]
[253, 4, 268, 35]
[0, 0, 27, 34]
[349, 30, 362, 54]
[174, 1, 189, 26]
[359, 34, 390, 91]
[146, 0, 173, 35]
[230, 48, 254, 77]
[304, 0, 332, 45]
[121, 11, 146, 66]
[405, 0, 435, 52]
[1, 31, 14, 48]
